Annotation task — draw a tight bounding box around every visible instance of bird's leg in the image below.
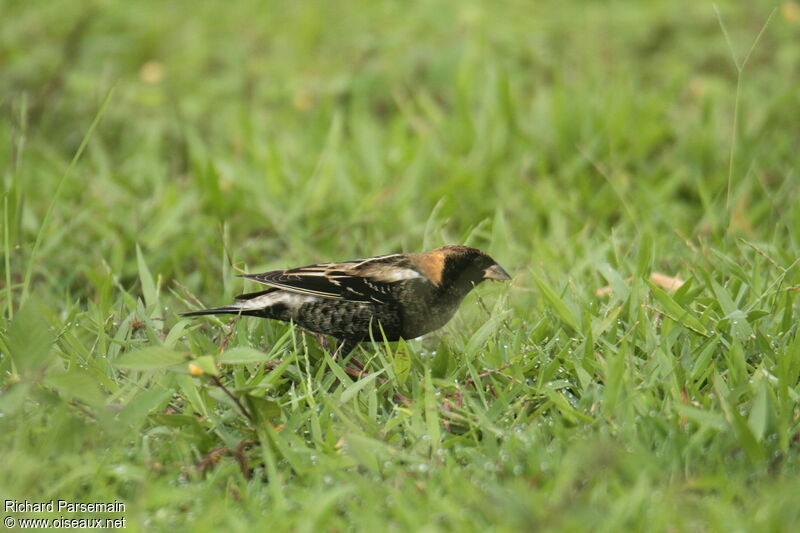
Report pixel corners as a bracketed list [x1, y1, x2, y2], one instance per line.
[334, 341, 410, 404]
[337, 338, 358, 359]
[313, 333, 332, 357]
[315, 336, 363, 370]
[316, 337, 367, 377]
[346, 354, 365, 372]
[336, 339, 367, 376]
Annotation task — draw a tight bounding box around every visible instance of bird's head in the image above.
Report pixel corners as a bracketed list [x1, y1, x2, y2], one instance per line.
[416, 245, 510, 293]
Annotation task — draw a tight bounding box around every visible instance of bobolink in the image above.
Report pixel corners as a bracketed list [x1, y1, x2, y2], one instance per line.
[182, 245, 510, 356]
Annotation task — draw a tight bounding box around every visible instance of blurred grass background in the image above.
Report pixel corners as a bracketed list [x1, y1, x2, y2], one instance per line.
[2, 0, 800, 531]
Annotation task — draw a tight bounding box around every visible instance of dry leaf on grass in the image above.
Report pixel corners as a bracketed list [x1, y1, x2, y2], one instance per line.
[596, 272, 684, 298]
[595, 285, 615, 298]
[649, 272, 685, 291]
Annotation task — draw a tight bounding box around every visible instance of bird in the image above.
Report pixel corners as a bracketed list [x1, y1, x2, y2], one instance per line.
[182, 245, 511, 357]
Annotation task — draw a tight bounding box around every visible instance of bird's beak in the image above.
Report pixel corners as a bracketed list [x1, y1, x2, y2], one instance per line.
[483, 264, 511, 281]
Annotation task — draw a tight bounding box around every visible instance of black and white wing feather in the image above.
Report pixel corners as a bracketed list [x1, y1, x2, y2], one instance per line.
[238, 254, 426, 304]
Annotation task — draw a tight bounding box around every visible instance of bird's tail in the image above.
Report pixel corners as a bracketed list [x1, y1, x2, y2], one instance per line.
[181, 304, 255, 317]
[181, 288, 282, 318]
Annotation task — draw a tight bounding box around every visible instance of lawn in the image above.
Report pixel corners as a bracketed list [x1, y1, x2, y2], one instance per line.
[2, 0, 800, 531]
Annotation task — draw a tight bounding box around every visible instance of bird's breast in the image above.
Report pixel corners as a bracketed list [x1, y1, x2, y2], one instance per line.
[398, 290, 463, 339]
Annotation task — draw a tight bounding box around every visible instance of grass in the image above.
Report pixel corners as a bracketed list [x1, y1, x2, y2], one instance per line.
[2, 0, 800, 531]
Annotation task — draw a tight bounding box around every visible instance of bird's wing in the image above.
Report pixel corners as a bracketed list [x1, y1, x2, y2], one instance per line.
[239, 254, 427, 303]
